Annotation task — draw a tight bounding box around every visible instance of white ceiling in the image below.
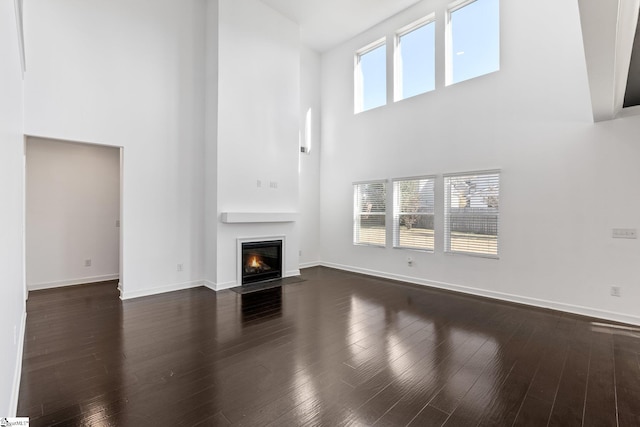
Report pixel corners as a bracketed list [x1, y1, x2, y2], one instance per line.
[259, 0, 422, 52]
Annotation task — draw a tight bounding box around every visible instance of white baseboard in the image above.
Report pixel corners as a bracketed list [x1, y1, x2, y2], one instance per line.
[286, 269, 301, 277]
[215, 281, 238, 291]
[299, 261, 321, 269]
[28, 274, 119, 291]
[120, 280, 203, 300]
[10, 310, 26, 417]
[202, 280, 236, 292]
[203, 280, 217, 292]
[321, 261, 640, 326]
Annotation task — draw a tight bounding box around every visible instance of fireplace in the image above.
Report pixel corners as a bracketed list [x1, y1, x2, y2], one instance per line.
[241, 240, 283, 285]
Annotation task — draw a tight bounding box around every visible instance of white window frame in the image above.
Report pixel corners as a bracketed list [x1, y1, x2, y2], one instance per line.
[445, 0, 500, 86]
[354, 37, 387, 114]
[444, 170, 500, 258]
[394, 14, 436, 102]
[353, 180, 388, 247]
[393, 176, 436, 251]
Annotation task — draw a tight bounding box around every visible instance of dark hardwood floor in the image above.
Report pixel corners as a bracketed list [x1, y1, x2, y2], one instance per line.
[18, 267, 640, 426]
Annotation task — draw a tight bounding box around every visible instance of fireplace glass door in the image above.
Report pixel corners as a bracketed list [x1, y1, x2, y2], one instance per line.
[241, 240, 283, 285]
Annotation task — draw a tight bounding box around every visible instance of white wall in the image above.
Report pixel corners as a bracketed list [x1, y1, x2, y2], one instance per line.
[213, 0, 300, 287]
[0, 0, 26, 416]
[22, 0, 304, 294]
[23, 0, 206, 299]
[26, 137, 120, 290]
[320, 0, 640, 324]
[299, 45, 322, 267]
[203, 0, 219, 288]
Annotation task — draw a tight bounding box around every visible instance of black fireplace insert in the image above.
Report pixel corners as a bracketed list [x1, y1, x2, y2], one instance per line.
[241, 240, 283, 285]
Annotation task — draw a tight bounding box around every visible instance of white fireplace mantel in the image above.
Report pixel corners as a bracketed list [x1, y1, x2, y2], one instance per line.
[221, 212, 298, 224]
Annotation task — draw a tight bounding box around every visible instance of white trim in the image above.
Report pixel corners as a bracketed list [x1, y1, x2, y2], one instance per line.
[396, 13, 436, 37]
[299, 261, 321, 269]
[353, 178, 388, 185]
[9, 311, 27, 417]
[444, 171, 500, 257]
[445, 2, 455, 86]
[443, 168, 501, 178]
[356, 37, 386, 56]
[392, 174, 437, 182]
[216, 281, 238, 291]
[392, 176, 436, 250]
[445, 0, 500, 87]
[320, 261, 640, 326]
[28, 274, 120, 291]
[394, 14, 436, 102]
[355, 37, 387, 114]
[286, 269, 301, 277]
[392, 246, 434, 253]
[354, 181, 388, 247]
[220, 212, 298, 223]
[22, 136, 27, 305]
[448, 0, 478, 14]
[120, 280, 203, 300]
[354, 242, 387, 249]
[444, 250, 499, 260]
[24, 134, 122, 150]
[119, 147, 124, 301]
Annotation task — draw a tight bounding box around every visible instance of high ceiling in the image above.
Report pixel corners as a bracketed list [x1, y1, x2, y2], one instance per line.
[259, 0, 640, 121]
[259, 0, 421, 52]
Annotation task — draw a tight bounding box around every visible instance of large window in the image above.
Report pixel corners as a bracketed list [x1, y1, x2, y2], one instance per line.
[353, 3, 501, 110]
[444, 171, 500, 257]
[355, 39, 387, 113]
[393, 177, 435, 251]
[447, 0, 500, 85]
[395, 16, 436, 101]
[354, 181, 387, 246]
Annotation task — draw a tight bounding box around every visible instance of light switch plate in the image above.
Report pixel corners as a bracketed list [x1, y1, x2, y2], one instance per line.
[612, 228, 637, 239]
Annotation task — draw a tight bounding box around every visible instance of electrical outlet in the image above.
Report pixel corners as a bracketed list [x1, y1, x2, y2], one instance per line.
[270, 181, 278, 189]
[177, 263, 184, 272]
[612, 228, 637, 239]
[84, 259, 92, 267]
[299, 250, 302, 256]
[257, 180, 262, 188]
[610, 286, 621, 297]
[407, 256, 413, 266]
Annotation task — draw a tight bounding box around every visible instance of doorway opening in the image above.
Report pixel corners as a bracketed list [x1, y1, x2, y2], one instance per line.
[25, 136, 123, 295]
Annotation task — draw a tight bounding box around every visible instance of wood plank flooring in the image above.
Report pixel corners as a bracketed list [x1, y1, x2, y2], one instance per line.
[17, 266, 640, 426]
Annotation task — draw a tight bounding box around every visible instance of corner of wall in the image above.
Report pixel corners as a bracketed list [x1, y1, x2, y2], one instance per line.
[9, 310, 27, 417]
